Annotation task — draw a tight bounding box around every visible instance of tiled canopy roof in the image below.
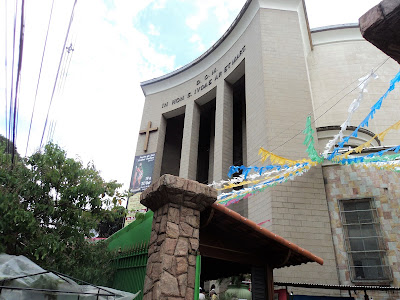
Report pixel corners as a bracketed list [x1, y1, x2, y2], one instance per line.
[199, 202, 323, 279]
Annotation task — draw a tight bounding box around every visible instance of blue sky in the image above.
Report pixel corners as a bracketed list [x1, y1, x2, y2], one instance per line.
[134, 0, 243, 68]
[0, 0, 382, 193]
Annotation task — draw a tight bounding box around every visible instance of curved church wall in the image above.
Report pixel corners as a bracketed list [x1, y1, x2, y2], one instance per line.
[308, 26, 400, 147]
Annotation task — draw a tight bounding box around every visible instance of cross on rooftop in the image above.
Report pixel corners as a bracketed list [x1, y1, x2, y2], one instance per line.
[139, 121, 158, 152]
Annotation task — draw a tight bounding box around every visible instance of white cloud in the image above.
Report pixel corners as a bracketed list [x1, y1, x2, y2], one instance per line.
[148, 23, 160, 36]
[189, 34, 205, 52]
[186, 9, 207, 30]
[186, 0, 246, 32]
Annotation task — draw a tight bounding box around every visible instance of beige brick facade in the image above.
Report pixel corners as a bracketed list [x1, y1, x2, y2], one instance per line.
[134, 0, 400, 297]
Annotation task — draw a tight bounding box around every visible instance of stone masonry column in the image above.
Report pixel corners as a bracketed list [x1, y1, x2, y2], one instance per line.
[140, 174, 217, 300]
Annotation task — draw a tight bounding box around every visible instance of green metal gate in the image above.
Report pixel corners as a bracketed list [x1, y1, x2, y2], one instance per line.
[111, 241, 149, 299]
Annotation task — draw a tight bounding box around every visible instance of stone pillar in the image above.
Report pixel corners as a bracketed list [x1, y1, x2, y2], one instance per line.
[140, 174, 217, 300]
[179, 101, 200, 180]
[213, 80, 233, 182]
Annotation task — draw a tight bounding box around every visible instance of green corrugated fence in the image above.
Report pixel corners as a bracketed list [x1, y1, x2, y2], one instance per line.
[111, 241, 149, 299]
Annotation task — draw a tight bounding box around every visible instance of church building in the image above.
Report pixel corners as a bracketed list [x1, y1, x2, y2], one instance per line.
[133, 0, 400, 297]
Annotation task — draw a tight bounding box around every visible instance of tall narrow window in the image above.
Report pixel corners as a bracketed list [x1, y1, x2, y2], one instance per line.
[196, 99, 215, 184]
[340, 199, 391, 283]
[232, 75, 246, 167]
[160, 114, 185, 176]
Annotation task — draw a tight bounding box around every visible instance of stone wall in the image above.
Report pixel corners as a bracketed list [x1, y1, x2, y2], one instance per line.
[141, 174, 216, 300]
[143, 203, 200, 300]
[323, 164, 400, 299]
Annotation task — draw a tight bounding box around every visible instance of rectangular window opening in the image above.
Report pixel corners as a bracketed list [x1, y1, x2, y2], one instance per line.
[232, 75, 246, 168]
[340, 198, 392, 283]
[196, 99, 216, 184]
[160, 114, 185, 177]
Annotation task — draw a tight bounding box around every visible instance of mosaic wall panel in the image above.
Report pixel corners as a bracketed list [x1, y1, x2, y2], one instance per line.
[323, 164, 400, 299]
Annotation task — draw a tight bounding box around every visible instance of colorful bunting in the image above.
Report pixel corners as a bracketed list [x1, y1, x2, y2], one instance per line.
[323, 71, 377, 157]
[216, 163, 311, 206]
[214, 86, 400, 206]
[208, 164, 289, 189]
[303, 116, 324, 163]
[332, 145, 400, 165]
[258, 147, 316, 166]
[328, 70, 400, 160]
[333, 120, 400, 161]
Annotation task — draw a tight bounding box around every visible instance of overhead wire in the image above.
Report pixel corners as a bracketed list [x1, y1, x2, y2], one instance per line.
[7, 0, 18, 155]
[25, 0, 55, 157]
[11, 0, 25, 164]
[46, 120, 54, 144]
[4, 0, 8, 143]
[59, 42, 75, 93]
[40, 0, 78, 148]
[46, 24, 78, 144]
[57, 11, 80, 99]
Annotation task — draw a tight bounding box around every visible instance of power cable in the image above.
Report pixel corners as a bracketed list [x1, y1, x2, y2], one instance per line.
[11, 0, 25, 164]
[40, 0, 77, 148]
[25, 0, 55, 157]
[57, 21, 79, 99]
[59, 43, 74, 94]
[46, 120, 53, 144]
[4, 0, 8, 142]
[50, 121, 57, 142]
[7, 0, 18, 155]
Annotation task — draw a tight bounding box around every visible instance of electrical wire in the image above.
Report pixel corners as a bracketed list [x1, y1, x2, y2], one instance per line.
[25, 0, 55, 157]
[57, 18, 80, 98]
[7, 0, 18, 155]
[40, 0, 77, 148]
[59, 43, 75, 94]
[46, 120, 54, 144]
[11, 0, 25, 164]
[4, 0, 8, 142]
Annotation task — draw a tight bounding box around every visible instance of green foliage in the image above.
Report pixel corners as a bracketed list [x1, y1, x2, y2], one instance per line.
[0, 141, 126, 286]
[97, 205, 126, 238]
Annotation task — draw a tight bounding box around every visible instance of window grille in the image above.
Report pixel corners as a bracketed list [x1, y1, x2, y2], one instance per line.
[339, 199, 392, 283]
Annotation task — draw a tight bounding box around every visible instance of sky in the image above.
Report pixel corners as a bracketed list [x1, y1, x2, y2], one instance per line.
[0, 0, 382, 193]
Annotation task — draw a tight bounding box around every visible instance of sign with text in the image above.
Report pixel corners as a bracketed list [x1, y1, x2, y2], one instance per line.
[124, 192, 147, 227]
[129, 153, 156, 192]
[161, 45, 246, 109]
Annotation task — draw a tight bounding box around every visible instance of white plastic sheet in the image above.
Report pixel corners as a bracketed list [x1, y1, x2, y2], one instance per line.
[0, 254, 140, 300]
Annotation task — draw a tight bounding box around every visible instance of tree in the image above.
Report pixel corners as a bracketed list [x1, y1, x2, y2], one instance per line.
[97, 205, 126, 238]
[0, 141, 126, 286]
